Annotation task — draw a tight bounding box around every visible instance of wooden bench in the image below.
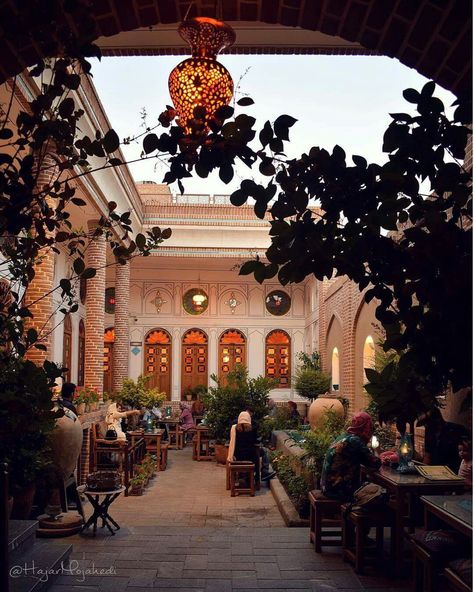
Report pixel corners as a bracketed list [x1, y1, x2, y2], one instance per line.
[308, 490, 342, 552]
[444, 565, 472, 592]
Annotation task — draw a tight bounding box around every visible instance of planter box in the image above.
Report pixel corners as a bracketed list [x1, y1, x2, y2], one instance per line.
[129, 486, 144, 496]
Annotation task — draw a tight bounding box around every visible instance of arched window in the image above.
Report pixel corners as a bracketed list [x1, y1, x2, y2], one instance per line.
[182, 329, 208, 398]
[219, 329, 246, 385]
[145, 329, 172, 397]
[265, 330, 291, 388]
[62, 314, 72, 382]
[77, 319, 85, 386]
[363, 335, 375, 384]
[331, 347, 340, 391]
[103, 327, 115, 395]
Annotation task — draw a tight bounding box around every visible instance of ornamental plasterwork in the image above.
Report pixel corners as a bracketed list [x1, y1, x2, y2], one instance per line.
[151, 290, 167, 313]
[224, 292, 241, 314]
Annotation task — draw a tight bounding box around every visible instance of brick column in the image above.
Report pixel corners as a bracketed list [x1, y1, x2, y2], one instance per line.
[24, 153, 58, 365]
[112, 259, 130, 392]
[84, 220, 106, 397]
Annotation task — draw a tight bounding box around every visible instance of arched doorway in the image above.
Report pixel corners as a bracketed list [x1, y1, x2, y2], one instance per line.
[103, 327, 115, 395]
[219, 329, 246, 385]
[331, 347, 340, 391]
[265, 330, 291, 388]
[62, 314, 72, 382]
[182, 329, 208, 398]
[144, 329, 172, 397]
[363, 335, 376, 384]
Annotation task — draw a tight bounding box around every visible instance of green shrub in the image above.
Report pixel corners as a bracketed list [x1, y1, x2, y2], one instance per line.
[271, 452, 310, 517]
[293, 362, 331, 401]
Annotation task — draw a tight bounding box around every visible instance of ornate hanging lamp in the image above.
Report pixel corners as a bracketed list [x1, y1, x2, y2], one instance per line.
[168, 16, 236, 133]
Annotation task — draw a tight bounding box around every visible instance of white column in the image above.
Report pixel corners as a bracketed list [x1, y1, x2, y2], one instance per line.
[248, 328, 265, 378]
[172, 327, 181, 401]
[208, 327, 218, 384]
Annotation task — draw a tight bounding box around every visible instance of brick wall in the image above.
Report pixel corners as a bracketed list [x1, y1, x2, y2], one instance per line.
[84, 221, 106, 396]
[113, 259, 130, 392]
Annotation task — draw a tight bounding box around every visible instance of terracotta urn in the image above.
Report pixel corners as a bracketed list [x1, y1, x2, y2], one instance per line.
[49, 408, 83, 480]
[76, 402, 85, 415]
[308, 395, 345, 430]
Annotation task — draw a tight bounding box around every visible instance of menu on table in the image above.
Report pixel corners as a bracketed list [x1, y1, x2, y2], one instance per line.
[416, 465, 464, 481]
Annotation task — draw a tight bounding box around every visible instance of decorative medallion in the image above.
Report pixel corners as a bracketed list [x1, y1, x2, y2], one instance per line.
[265, 290, 291, 316]
[131, 346, 141, 356]
[182, 288, 209, 315]
[105, 287, 115, 314]
[224, 292, 241, 314]
[151, 290, 167, 313]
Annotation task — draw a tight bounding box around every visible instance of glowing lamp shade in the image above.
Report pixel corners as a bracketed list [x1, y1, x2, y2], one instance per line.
[169, 17, 236, 133]
[192, 293, 207, 306]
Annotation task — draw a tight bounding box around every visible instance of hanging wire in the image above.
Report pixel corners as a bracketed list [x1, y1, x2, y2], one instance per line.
[183, 1, 194, 21]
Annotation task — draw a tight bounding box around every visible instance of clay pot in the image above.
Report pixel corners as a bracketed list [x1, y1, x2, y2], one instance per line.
[11, 482, 36, 519]
[214, 444, 229, 465]
[49, 411, 84, 480]
[76, 402, 86, 415]
[308, 396, 344, 430]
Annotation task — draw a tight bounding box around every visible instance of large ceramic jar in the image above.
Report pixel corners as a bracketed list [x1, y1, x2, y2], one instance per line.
[308, 395, 344, 430]
[49, 409, 83, 480]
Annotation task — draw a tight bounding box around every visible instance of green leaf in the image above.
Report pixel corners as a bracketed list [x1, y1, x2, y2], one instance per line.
[161, 228, 172, 240]
[0, 128, 13, 139]
[143, 133, 158, 154]
[259, 121, 273, 147]
[59, 278, 71, 292]
[103, 129, 120, 153]
[402, 88, 420, 104]
[239, 260, 260, 275]
[136, 233, 146, 249]
[73, 258, 85, 275]
[58, 97, 74, 117]
[81, 268, 96, 279]
[237, 97, 254, 106]
[274, 114, 297, 141]
[219, 164, 234, 184]
[230, 190, 247, 207]
[215, 105, 234, 120]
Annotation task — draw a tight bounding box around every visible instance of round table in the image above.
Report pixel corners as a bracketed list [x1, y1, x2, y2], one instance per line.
[77, 485, 125, 536]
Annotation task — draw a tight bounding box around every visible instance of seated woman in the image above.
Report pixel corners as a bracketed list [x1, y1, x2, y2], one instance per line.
[321, 411, 381, 501]
[227, 411, 259, 468]
[105, 402, 141, 441]
[179, 402, 195, 441]
[288, 401, 302, 424]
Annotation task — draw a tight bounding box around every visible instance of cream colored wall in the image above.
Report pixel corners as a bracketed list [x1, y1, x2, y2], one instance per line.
[353, 297, 379, 412]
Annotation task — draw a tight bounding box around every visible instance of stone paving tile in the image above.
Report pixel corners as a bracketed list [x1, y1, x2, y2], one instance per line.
[59, 447, 411, 592]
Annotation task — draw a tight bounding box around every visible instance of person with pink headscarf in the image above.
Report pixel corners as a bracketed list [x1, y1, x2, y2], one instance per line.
[321, 411, 381, 501]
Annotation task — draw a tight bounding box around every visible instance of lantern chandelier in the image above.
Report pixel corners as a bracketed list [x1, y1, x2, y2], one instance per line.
[168, 12, 236, 133]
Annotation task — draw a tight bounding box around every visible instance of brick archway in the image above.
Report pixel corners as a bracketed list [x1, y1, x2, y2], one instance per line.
[0, 1, 470, 96]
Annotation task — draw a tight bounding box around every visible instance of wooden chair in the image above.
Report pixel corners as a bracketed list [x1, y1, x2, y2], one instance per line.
[168, 426, 184, 450]
[308, 490, 342, 552]
[443, 565, 472, 592]
[228, 461, 255, 497]
[90, 423, 145, 495]
[410, 537, 437, 592]
[341, 503, 395, 574]
[160, 442, 168, 470]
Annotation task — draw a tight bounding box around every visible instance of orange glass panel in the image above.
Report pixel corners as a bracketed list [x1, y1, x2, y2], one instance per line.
[266, 330, 290, 345]
[183, 330, 207, 344]
[104, 328, 115, 343]
[146, 330, 171, 344]
[220, 330, 245, 344]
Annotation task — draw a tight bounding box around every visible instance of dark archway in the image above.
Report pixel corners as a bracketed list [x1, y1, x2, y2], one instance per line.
[0, 1, 470, 96]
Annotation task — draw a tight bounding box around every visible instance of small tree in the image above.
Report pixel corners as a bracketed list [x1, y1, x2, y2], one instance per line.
[293, 351, 331, 401]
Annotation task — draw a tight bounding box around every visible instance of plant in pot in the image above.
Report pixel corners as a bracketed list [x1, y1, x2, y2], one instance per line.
[0, 355, 59, 518]
[293, 351, 334, 430]
[139, 387, 166, 430]
[202, 364, 276, 463]
[115, 375, 150, 429]
[129, 474, 145, 496]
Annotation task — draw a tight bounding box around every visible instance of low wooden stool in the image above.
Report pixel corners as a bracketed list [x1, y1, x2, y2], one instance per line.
[341, 503, 395, 574]
[410, 538, 437, 592]
[309, 490, 342, 552]
[160, 443, 168, 471]
[444, 565, 472, 592]
[192, 436, 198, 460]
[229, 462, 255, 497]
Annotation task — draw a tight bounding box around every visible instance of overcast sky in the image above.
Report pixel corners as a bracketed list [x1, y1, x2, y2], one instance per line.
[90, 54, 455, 196]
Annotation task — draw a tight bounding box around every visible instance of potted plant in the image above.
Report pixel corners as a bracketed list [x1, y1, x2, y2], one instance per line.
[129, 474, 145, 496]
[183, 385, 193, 402]
[293, 352, 341, 430]
[116, 375, 151, 429]
[0, 355, 58, 518]
[202, 364, 276, 463]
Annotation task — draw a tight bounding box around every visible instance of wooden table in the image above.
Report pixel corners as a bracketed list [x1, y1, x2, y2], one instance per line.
[421, 494, 472, 538]
[363, 465, 466, 571]
[128, 429, 164, 470]
[195, 425, 213, 461]
[159, 419, 181, 449]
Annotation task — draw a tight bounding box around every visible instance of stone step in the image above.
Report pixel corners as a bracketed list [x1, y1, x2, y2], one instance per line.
[8, 520, 38, 563]
[9, 539, 72, 592]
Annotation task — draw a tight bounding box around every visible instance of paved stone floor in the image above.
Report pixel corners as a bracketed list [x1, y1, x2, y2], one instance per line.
[48, 447, 410, 592]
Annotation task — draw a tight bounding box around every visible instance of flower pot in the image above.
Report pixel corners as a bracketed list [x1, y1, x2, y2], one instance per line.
[11, 482, 36, 519]
[308, 396, 344, 430]
[214, 443, 229, 465]
[90, 402, 97, 412]
[85, 403, 90, 413]
[76, 402, 86, 415]
[129, 486, 144, 496]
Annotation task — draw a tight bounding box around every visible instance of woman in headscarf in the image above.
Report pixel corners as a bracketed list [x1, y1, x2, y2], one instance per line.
[179, 402, 195, 433]
[227, 411, 259, 466]
[320, 411, 381, 501]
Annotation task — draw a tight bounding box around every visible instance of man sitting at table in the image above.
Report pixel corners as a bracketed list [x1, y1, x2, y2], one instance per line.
[321, 411, 381, 501]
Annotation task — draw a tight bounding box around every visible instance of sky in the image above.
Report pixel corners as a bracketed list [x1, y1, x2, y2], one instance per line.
[90, 54, 456, 196]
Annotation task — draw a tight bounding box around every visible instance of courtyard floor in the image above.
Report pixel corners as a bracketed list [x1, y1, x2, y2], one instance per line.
[49, 448, 411, 592]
